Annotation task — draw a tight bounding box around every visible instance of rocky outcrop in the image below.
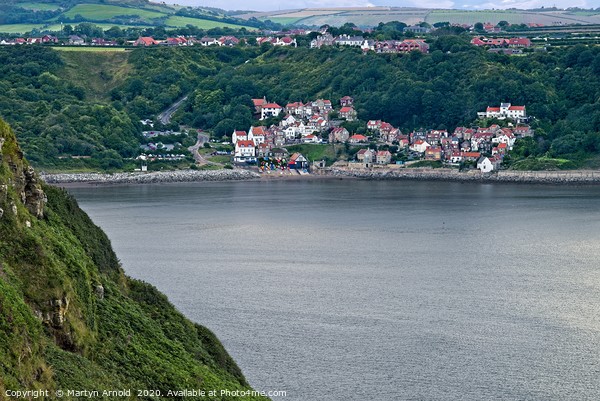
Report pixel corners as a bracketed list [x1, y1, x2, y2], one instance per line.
[0, 120, 46, 219]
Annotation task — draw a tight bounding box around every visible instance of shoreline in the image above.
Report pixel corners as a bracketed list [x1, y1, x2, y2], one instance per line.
[41, 167, 600, 186]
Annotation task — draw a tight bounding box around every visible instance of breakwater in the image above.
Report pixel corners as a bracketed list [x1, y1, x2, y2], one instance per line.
[42, 169, 260, 185]
[325, 167, 600, 184]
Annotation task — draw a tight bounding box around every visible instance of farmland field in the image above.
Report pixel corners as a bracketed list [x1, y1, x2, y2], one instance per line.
[0, 24, 47, 33]
[51, 46, 127, 52]
[18, 2, 61, 11]
[242, 7, 600, 27]
[0, 23, 154, 34]
[164, 16, 254, 30]
[60, 4, 167, 20]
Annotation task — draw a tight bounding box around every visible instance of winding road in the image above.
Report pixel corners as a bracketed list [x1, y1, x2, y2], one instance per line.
[188, 132, 210, 165]
[157, 95, 188, 125]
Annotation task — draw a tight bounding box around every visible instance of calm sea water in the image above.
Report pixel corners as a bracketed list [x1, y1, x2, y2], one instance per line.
[67, 180, 600, 401]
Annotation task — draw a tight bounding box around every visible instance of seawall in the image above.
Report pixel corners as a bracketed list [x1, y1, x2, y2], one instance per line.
[42, 169, 260, 185]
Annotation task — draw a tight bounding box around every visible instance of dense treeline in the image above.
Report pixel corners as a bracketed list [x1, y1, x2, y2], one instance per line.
[0, 46, 139, 169]
[0, 38, 599, 170]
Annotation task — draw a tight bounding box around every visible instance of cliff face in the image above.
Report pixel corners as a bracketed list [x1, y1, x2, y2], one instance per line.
[0, 119, 268, 400]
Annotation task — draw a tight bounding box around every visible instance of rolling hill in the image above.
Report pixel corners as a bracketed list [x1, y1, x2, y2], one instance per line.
[238, 7, 600, 28]
[0, 0, 257, 34]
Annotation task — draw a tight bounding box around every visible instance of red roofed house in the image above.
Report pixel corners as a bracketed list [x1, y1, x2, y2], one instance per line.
[302, 134, 320, 144]
[329, 127, 350, 143]
[461, 151, 481, 161]
[507, 37, 531, 47]
[478, 103, 526, 120]
[340, 96, 354, 106]
[232, 130, 248, 144]
[397, 39, 429, 54]
[275, 36, 297, 47]
[234, 140, 255, 161]
[410, 140, 431, 153]
[288, 153, 309, 169]
[348, 134, 368, 144]
[339, 106, 357, 121]
[248, 126, 266, 145]
[356, 148, 375, 163]
[218, 36, 239, 46]
[425, 146, 442, 161]
[261, 103, 283, 120]
[256, 142, 270, 157]
[376, 150, 392, 165]
[134, 37, 158, 46]
[286, 102, 304, 115]
[367, 120, 382, 130]
[166, 37, 188, 46]
[252, 97, 267, 114]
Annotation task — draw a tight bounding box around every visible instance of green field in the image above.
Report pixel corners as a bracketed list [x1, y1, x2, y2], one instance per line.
[51, 46, 127, 52]
[0, 23, 46, 33]
[17, 2, 61, 11]
[262, 17, 305, 25]
[61, 4, 167, 20]
[165, 16, 254, 30]
[425, 10, 526, 25]
[0, 22, 153, 34]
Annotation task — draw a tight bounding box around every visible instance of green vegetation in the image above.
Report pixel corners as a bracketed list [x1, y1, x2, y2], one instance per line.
[165, 16, 254, 30]
[0, 118, 269, 399]
[286, 144, 345, 165]
[17, 2, 62, 11]
[60, 4, 166, 21]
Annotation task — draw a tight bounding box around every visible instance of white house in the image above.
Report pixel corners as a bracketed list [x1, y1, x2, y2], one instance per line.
[410, 140, 431, 153]
[248, 126, 266, 145]
[231, 130, 247, 144]
[280, 114, 297, 127]
[234, 140, 256, 161]
[478, 103, 526, 120]
[477, 156, 499, 173]
[302, 134, 320, 144]
[260, 103, 283, 120]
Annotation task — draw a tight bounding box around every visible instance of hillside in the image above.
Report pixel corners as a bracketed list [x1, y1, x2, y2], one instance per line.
[0, 0, 257, 34]
[238, 7, 600, 28]
[0, 118, 269, 400]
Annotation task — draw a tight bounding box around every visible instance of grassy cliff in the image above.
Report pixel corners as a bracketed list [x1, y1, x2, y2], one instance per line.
[0, 117, 269, 400]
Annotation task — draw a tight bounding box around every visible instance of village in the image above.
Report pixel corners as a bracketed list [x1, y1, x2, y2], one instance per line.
[227, 96, 533, 175]
[0, 28, 534, 57]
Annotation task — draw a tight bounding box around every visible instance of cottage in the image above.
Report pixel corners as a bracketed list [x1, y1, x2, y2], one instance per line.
[425, 147, 442, 161]
[329, 127, 350, 143]
[340, 96, 354, 106]
[478, 103, 526, 120]
[477, 156, 499, 173]
[410, 140, 431, 153]
[134, 37, 158, 46]
[234, 140, 255, 161]
[260, 103, 283, 120]
[302, 134, 320, 144]
[356, 148, 375, 164]
[69, 35, 85, 45]
[231, 130, 247, 144]
[339, 106, 357, 121]
[288, 153, 309, 169]
[376, 150, 392, 165]
[218, 36, 239, 46]
[200, 37, 219, 46]
[348, 134, 368, 144]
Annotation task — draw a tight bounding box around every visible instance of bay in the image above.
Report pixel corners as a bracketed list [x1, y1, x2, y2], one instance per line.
[67, 180, 600, 401]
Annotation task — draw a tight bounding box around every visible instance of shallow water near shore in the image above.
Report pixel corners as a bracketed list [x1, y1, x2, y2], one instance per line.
[68, 180, 600, 401]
